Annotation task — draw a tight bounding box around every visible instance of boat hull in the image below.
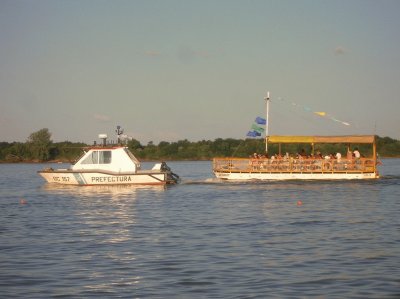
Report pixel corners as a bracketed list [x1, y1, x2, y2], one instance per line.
[214, 171, 379, 180]
[38, 169, 177, 185]
[213, 157, 380, 181]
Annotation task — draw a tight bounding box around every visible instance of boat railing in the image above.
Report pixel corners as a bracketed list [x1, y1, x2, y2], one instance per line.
[213, 157, 376, 173]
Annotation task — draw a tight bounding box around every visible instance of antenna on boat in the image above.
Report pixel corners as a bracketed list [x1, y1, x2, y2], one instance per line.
[264, 91, 270, 153]
[116, 125, 124, 144]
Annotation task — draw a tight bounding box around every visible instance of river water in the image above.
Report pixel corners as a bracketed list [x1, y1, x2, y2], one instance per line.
[0, 160, 399, 298]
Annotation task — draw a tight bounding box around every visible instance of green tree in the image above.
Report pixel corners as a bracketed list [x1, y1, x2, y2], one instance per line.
[0, 142, 28, 162]
[1, 134, 400, 162]
[52, 141, 87, 162]
[27, 128, 52, 161]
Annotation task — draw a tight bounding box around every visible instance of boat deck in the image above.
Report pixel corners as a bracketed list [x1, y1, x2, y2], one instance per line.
[213, 157, 377, 174]
[39, 168, 169, 175]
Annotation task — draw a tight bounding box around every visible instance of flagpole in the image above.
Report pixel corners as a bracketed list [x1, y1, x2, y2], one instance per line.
[265, 91, 270, 153]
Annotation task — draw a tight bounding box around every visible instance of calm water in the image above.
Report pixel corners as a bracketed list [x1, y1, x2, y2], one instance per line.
[0, 159, 399, 298]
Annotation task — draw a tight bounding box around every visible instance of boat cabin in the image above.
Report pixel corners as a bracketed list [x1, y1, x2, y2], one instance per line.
[72, 147, 141, 173]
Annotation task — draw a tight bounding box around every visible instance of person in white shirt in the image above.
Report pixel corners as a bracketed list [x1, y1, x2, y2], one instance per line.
[353, 147, 361, 169]
[353, 148, 361, 159]
[335, 152, 342, 160]
[335, 152, 343, 169]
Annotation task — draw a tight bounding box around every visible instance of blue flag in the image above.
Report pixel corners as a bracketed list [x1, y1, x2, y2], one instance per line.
[255, 117, 266, 125]
[246, 131, 256, 137]
[246, 131, 261, 137]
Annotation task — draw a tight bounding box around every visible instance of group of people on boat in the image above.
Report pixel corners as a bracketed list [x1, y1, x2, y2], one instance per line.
[247, 147, 369, 172]
[250, 147, 362, 162]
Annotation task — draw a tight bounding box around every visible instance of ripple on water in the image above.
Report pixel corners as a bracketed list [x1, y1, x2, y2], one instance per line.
[0, 161, 399, 298]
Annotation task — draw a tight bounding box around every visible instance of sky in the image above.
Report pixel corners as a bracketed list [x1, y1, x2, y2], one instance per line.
[1, 0, 400, 144]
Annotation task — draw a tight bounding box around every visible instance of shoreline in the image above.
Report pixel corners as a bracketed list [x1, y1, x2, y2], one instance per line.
[0, 156, 398, 164]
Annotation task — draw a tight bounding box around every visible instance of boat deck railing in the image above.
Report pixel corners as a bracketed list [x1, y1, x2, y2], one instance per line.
[213, 157, 376, 173]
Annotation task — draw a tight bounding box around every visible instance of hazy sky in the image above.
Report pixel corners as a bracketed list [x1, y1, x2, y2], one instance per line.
[1, 0, 399, 144]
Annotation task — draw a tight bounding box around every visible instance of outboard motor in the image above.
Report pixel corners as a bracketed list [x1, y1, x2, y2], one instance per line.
[160, 162, 171, 172]
[152, 162, 180, 184]
[161, 162, 180, 183]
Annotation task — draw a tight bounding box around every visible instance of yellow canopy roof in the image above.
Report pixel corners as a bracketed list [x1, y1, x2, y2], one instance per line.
[267, 135, 375, 144]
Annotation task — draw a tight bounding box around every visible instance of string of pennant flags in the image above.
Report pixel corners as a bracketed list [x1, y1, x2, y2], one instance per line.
[246, 96, 351, 138]
[277, 97, 351, 126]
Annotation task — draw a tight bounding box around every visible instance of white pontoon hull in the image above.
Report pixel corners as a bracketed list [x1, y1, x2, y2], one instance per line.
[213, 153, 380, 181]
[214, 171, 379, 180]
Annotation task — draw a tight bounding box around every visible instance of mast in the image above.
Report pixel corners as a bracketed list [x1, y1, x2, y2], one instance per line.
[264, 91, 270, 153]
[116, 125, 124, 144]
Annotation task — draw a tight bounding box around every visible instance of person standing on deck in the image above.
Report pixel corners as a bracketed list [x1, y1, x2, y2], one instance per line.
[353, 148, 361, 159]
[353, 147, 361, 169]
[347, 149, 353, 160]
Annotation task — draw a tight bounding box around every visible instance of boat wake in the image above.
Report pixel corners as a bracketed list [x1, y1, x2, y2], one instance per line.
[180, 178, 226, 185]
[180, 178, 286, 185]
[179, 175, 400, 187]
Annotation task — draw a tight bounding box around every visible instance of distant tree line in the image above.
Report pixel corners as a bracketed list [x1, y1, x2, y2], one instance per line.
[0, 129, 86, 163]
[1, 128, 400, 163]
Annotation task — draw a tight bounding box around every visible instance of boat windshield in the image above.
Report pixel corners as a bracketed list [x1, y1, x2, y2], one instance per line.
[81, 150, 112, 164]
[124, 148, 141, 168]
[72, 150, 87, 165]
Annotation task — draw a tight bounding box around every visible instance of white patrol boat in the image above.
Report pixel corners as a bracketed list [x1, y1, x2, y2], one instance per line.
[38, 132, 179, 186]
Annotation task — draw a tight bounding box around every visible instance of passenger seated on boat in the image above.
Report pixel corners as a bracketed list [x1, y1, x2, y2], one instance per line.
[250, 153, 259, 170]
[278, 153, 289, 170]
[347, 149, 353, 160]
[353, 148, 361, 160]
[323, 154, 332, 170]
[336, 152, 345, 170]
[353, 148, 361, 169]
[292, 154, 301, 170]
[344, 149, 353, 170]
[294, 154, 304, 171]
[312, 155, 323, 170]
[256, 154, 267, 169]
[308, 154, 315, 170]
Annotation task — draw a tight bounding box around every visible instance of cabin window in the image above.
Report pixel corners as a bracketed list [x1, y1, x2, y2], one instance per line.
[125, 148, 140, 165]
[99, 151, 112, 164]
[81, 151, 99, 164]
[80, 151, 111, 164]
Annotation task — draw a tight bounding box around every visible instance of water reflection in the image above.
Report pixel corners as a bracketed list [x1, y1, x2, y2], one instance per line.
[40, 183, 167, 293]
[41, 183, 166, 199]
